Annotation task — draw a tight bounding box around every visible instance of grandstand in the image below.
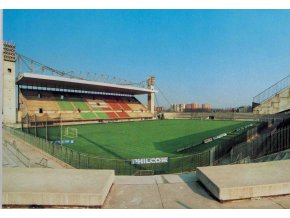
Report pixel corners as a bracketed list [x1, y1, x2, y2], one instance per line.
[10, 59, 156, 125]
[2, 42, 157, 126]
[19, 89, 153, 123]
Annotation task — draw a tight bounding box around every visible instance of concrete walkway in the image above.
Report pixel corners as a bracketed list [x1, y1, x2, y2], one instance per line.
[2, 145, 27, 168]
[2, 130, 73, 169]
[103, 173, 290, 209]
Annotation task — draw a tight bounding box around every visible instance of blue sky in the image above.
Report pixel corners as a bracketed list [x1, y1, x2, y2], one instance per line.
[4, 10, 290, 108]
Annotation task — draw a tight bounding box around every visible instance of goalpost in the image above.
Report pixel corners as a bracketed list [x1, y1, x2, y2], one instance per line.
[64, 127, 78, 138]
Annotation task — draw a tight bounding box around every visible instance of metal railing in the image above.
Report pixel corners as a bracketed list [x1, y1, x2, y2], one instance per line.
[213, 126, 290, 165]
[253, 75, 290, 104]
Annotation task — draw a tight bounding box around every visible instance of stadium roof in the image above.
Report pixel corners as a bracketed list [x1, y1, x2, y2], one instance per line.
[16, 73, 156, 95]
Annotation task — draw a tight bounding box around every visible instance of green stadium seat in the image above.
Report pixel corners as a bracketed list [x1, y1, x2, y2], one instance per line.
[96, 112, 109, 119]
[80, 112, 97, 119]
[92, 107, 102, 111]
[58, 100, 75, 110]
[72, 99, 90, 111]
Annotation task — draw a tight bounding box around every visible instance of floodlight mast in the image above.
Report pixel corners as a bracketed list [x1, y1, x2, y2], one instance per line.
[3, 42, 18, 124]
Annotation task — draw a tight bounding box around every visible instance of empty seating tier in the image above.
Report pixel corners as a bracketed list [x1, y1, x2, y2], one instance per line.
[20, 89, 153, 122]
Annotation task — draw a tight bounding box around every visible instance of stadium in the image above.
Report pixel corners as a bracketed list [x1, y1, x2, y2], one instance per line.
[2, 40, 290, 208]
[2, 42, 268, 173]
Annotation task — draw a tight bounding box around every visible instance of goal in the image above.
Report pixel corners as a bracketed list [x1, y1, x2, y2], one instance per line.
[64, 127, 78, 138]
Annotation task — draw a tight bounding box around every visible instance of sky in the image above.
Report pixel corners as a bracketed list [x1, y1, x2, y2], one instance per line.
[4, 9, 290, 108]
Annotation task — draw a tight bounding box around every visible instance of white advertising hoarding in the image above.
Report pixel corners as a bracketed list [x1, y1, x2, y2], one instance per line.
[131, 157, 168, 165]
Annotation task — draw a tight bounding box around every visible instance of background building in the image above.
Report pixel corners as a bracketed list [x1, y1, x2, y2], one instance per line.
[171, 104, 186, 112]
[183, 102, 211, 112]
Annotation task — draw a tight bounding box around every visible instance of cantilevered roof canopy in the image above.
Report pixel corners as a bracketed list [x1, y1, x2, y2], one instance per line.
[16, 73, 156, 95]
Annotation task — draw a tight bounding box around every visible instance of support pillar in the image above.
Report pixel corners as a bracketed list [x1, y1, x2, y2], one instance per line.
[147, 76, 155, 114]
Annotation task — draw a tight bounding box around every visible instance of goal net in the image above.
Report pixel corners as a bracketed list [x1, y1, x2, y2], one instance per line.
[64, 127, 78, 138]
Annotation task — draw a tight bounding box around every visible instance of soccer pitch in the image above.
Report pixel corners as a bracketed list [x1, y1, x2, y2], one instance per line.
[35, 119, 255, 159]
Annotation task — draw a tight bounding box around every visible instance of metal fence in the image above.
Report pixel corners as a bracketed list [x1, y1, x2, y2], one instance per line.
[6, 119, 288, 174]
[213, 126, 290, 165]
[4, 126, 210, 175]
[211, 122, 266, 163]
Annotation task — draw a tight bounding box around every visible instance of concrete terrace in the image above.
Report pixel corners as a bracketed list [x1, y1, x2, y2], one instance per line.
[103, 173, 290, 209]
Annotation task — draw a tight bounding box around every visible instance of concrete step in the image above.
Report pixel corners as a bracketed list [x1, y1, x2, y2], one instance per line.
[196, 160, 290, 201]
[3, 168, 115, 207]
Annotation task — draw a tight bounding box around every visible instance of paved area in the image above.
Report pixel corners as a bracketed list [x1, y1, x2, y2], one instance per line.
[103, 173, 290, 209]
[3, 168, 115, 207]
[2, 130, 73, 169]
[197, 160, 290, 201]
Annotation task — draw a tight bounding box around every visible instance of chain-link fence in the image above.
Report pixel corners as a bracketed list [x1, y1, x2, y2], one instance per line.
[4, 126, 210, 175]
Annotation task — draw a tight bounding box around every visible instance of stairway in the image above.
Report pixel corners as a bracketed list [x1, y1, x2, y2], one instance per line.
[253, 75, 290, 114]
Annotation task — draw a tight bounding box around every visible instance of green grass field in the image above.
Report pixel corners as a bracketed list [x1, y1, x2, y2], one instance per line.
[34, 119, 255, 159]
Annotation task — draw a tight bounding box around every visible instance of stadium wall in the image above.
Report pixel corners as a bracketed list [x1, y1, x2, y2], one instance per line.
[162, 112, 288, 121]
[253, 86, 290, 114]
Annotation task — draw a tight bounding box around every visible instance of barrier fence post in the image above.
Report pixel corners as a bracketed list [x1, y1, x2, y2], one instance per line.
[87, 155, 89, 168]
[27, 115, 29, 134]
[46, 115, 48, 141]
[34, 114, 37, 137]
[78, 152, 81, 168]
[167, 157, 170, 174]
[209, 146, 215, 166]
[284, 127, 287, 149]
[181, 156, 184, 173]
[286, 127, 289, 148]
[278, 129, 281, 151]
[130, 160, 133, 175]
[70, 149, 73, 167]
[115, 159, 118, 174]
[52, 143, 55, 156]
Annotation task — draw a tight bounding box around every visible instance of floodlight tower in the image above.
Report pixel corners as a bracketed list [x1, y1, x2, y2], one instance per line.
[147, 76, 155, 114]
[2, 42, 17, 124]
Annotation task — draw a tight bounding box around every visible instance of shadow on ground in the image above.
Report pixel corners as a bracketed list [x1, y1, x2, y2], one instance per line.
[154, 123, 243, 155]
